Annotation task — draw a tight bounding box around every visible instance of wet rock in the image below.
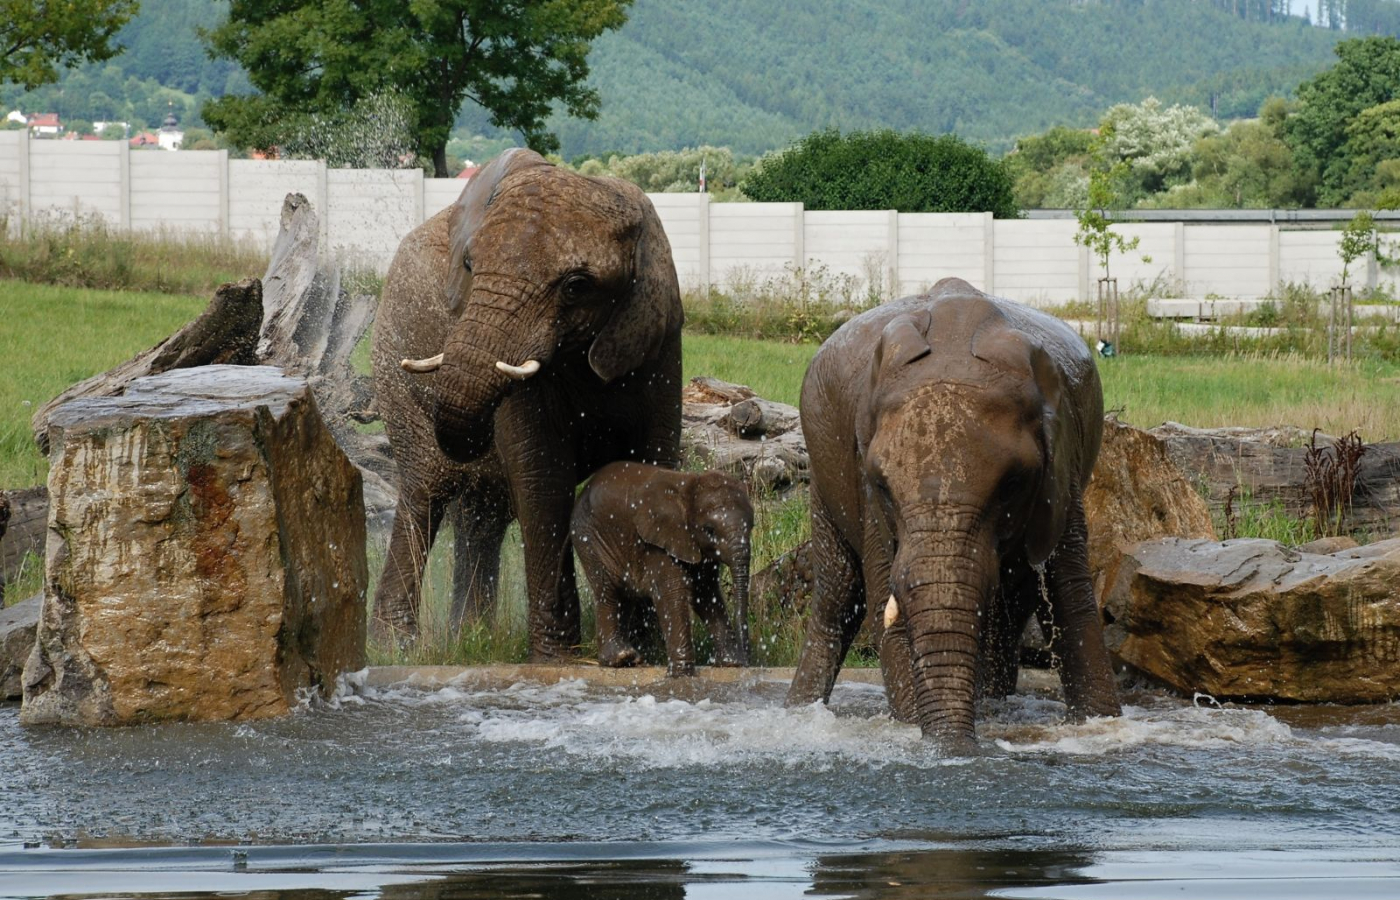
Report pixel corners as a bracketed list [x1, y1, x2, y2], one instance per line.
[1151, 422, 1400, 534]
[1297, 535, 1360, 555]
[21, 366, 367, 726]
[1083, 419, 1217, 602]
[1102, 536, 1400, 703]
[682, 377, 808, 492]
[1, 594, 39, 700]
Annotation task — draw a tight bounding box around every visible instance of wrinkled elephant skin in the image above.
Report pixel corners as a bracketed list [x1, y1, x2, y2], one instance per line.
[572, 462, 753, 676]
[786, 278, 1121, 749]
[371, 150, 684, 658]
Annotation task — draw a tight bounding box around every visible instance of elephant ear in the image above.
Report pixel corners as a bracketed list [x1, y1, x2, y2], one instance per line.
[588, 184, 682, 384]
[857, 310, 932, 449]
[975, 326, 1068, 564]
[636, 481, 701, 565]
[444, 148, 552, 313]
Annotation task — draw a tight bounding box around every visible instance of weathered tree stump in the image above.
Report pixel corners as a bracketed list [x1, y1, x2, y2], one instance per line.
[21, 367, 367, 726]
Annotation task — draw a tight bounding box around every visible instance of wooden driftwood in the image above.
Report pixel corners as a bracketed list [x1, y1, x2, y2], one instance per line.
[0, 486, 46, 603]
[31, 279, 263, 453]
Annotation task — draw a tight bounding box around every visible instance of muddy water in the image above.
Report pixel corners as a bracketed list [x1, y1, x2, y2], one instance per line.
[3, 675, 1400, 898]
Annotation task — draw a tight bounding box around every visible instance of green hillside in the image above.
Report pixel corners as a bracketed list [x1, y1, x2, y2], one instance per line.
[0, 0, 1365, 155]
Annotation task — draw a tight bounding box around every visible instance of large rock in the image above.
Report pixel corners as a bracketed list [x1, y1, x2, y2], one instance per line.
[1102, 536, 1400, 703]
[682, 377, 809, 492]
[1083, 418, 1217, 602]
[1, 594, 39, 700]
[21, 366, 367, 726]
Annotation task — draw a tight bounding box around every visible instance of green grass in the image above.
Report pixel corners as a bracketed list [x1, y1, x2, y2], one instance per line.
[681, 334, 814, 407]
[0, 281, 206, 489]
[1098, 353, 1400, 441]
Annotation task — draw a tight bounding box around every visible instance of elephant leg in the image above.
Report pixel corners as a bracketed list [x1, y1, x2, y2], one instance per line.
[651, 564, 697, 677]
[980, 556, 1039, 700]
[594, 580, 642, 668]
[690, 564, 744, 666]
[496, 418, 581, 661]
[787, 494, 864, 706]
[372, 485, 448, 639]
[446, 479, 513, 633]
[1044, 494, 1122, 720]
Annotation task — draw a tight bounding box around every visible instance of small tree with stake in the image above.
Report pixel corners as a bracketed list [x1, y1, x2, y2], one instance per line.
[1075, 164, 1142, 355]
[1333, 209, 1399, 363]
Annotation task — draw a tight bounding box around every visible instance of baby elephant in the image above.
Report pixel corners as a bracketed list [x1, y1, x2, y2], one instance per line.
[571, 462, 754, 675]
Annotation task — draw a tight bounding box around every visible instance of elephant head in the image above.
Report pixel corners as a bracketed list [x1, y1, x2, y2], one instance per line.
[402, 148, 682, 461]
[857, 288, 1081, 746]
[637, 472, 755, 661]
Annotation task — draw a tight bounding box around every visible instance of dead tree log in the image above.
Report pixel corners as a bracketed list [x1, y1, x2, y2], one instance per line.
[30, 279, 263, 453]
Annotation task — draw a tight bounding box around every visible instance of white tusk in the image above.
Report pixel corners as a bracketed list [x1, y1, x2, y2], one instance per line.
[883, 594, 900, 629]
[400, 353, 443, 373]
[495, 359, 541, 380]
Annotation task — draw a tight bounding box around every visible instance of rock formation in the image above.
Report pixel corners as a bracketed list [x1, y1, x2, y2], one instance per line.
[21, 366, 367, 726]
[1102, 536, 1400, 702]
[681, 377, 809, 492]
[1083, 418, 1218, 601]
[1, 594, 39, 700]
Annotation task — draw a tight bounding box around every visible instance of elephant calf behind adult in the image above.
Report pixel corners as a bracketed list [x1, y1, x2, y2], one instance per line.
[787, 278, 1121, 749]
[372, 149, 684, 658]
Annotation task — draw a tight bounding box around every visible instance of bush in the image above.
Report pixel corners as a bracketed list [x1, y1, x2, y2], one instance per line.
[741, 128, 1020, 217]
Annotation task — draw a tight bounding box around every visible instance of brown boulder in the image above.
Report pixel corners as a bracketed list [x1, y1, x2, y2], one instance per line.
[1, 594, 39, 700]
[1083, 418, 1218, 602]
[1102, 536, 1400, 703]
[21, 366, 367, 726]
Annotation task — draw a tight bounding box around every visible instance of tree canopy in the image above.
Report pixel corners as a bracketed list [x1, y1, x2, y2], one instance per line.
[741, 129, 1020, 218]
[0, 0, 136, 89]
[202, 0, 633, 175]
[1284, 35, 1400, 205]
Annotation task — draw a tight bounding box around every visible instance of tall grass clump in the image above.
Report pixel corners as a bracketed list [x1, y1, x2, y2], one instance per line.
[683, 261, 893, 344]
[0, 213, 268, 297]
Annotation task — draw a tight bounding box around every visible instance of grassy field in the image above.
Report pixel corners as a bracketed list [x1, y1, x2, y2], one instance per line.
[0, 281, 206, 488]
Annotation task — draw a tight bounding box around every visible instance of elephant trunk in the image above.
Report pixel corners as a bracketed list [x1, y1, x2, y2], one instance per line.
[730, 558, 750, 664]
[433, 280, 546, 462]
[895, 515, 998, 749]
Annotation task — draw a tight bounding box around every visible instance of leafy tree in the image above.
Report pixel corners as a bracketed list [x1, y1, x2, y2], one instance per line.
[1075, 163, 1142, 283]
[1097, 97, 1219, 201]
[1336, 98, 1400, 205]
[203, 0, 633, 177]
[573, 146, 752, 200]
[741, 129, 1019, 217]
[1285, 36, 1400, 205]
[0, 0, 136, 88]
[1005, 126, 1095, 209]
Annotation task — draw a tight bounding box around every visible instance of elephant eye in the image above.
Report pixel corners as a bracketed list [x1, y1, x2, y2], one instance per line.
[462, 254, 472, 272]
[561, 273, 594, 303]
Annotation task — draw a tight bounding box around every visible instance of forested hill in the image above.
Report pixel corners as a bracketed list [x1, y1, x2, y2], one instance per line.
[1, 0, 1371, 156]
[542, 0, 1346, 156]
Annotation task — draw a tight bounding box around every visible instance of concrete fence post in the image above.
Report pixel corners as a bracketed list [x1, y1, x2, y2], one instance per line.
[1174, 222, 1186, 290]
[218, 149, 230, 236]
[118, 140, 131, 229]
[1269, 223, 1281, 293]
[886, 209, 899, 297]
[17, 132, 31, 235]
[1078, 241, 1091, 302]
[793, 202, 805, 273]
[698, 192, 711, 294]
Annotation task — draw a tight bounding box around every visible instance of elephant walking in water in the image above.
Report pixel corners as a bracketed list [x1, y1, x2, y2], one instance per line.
[373, 149, 684, 659]
[787, 277, 1121, 750]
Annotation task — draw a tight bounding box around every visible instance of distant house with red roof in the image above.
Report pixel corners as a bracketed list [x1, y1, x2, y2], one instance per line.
[456, 164, 480, 180]
[27, 113, 61, 137]
[129, 132, 159, 148]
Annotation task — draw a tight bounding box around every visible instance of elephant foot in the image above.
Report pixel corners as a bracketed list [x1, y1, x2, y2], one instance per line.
[711, 650, 747, 668]
[527, 643, 581, 664]
[1064, 694, 1123, 722]
[666, 661, 697, 677]
[599, 641, 642, 668]
[369, 613, 418, 647]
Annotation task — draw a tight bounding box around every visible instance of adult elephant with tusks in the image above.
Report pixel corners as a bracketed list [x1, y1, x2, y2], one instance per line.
[786, 277, 1121, 751]
[372, 148, 683, 658]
